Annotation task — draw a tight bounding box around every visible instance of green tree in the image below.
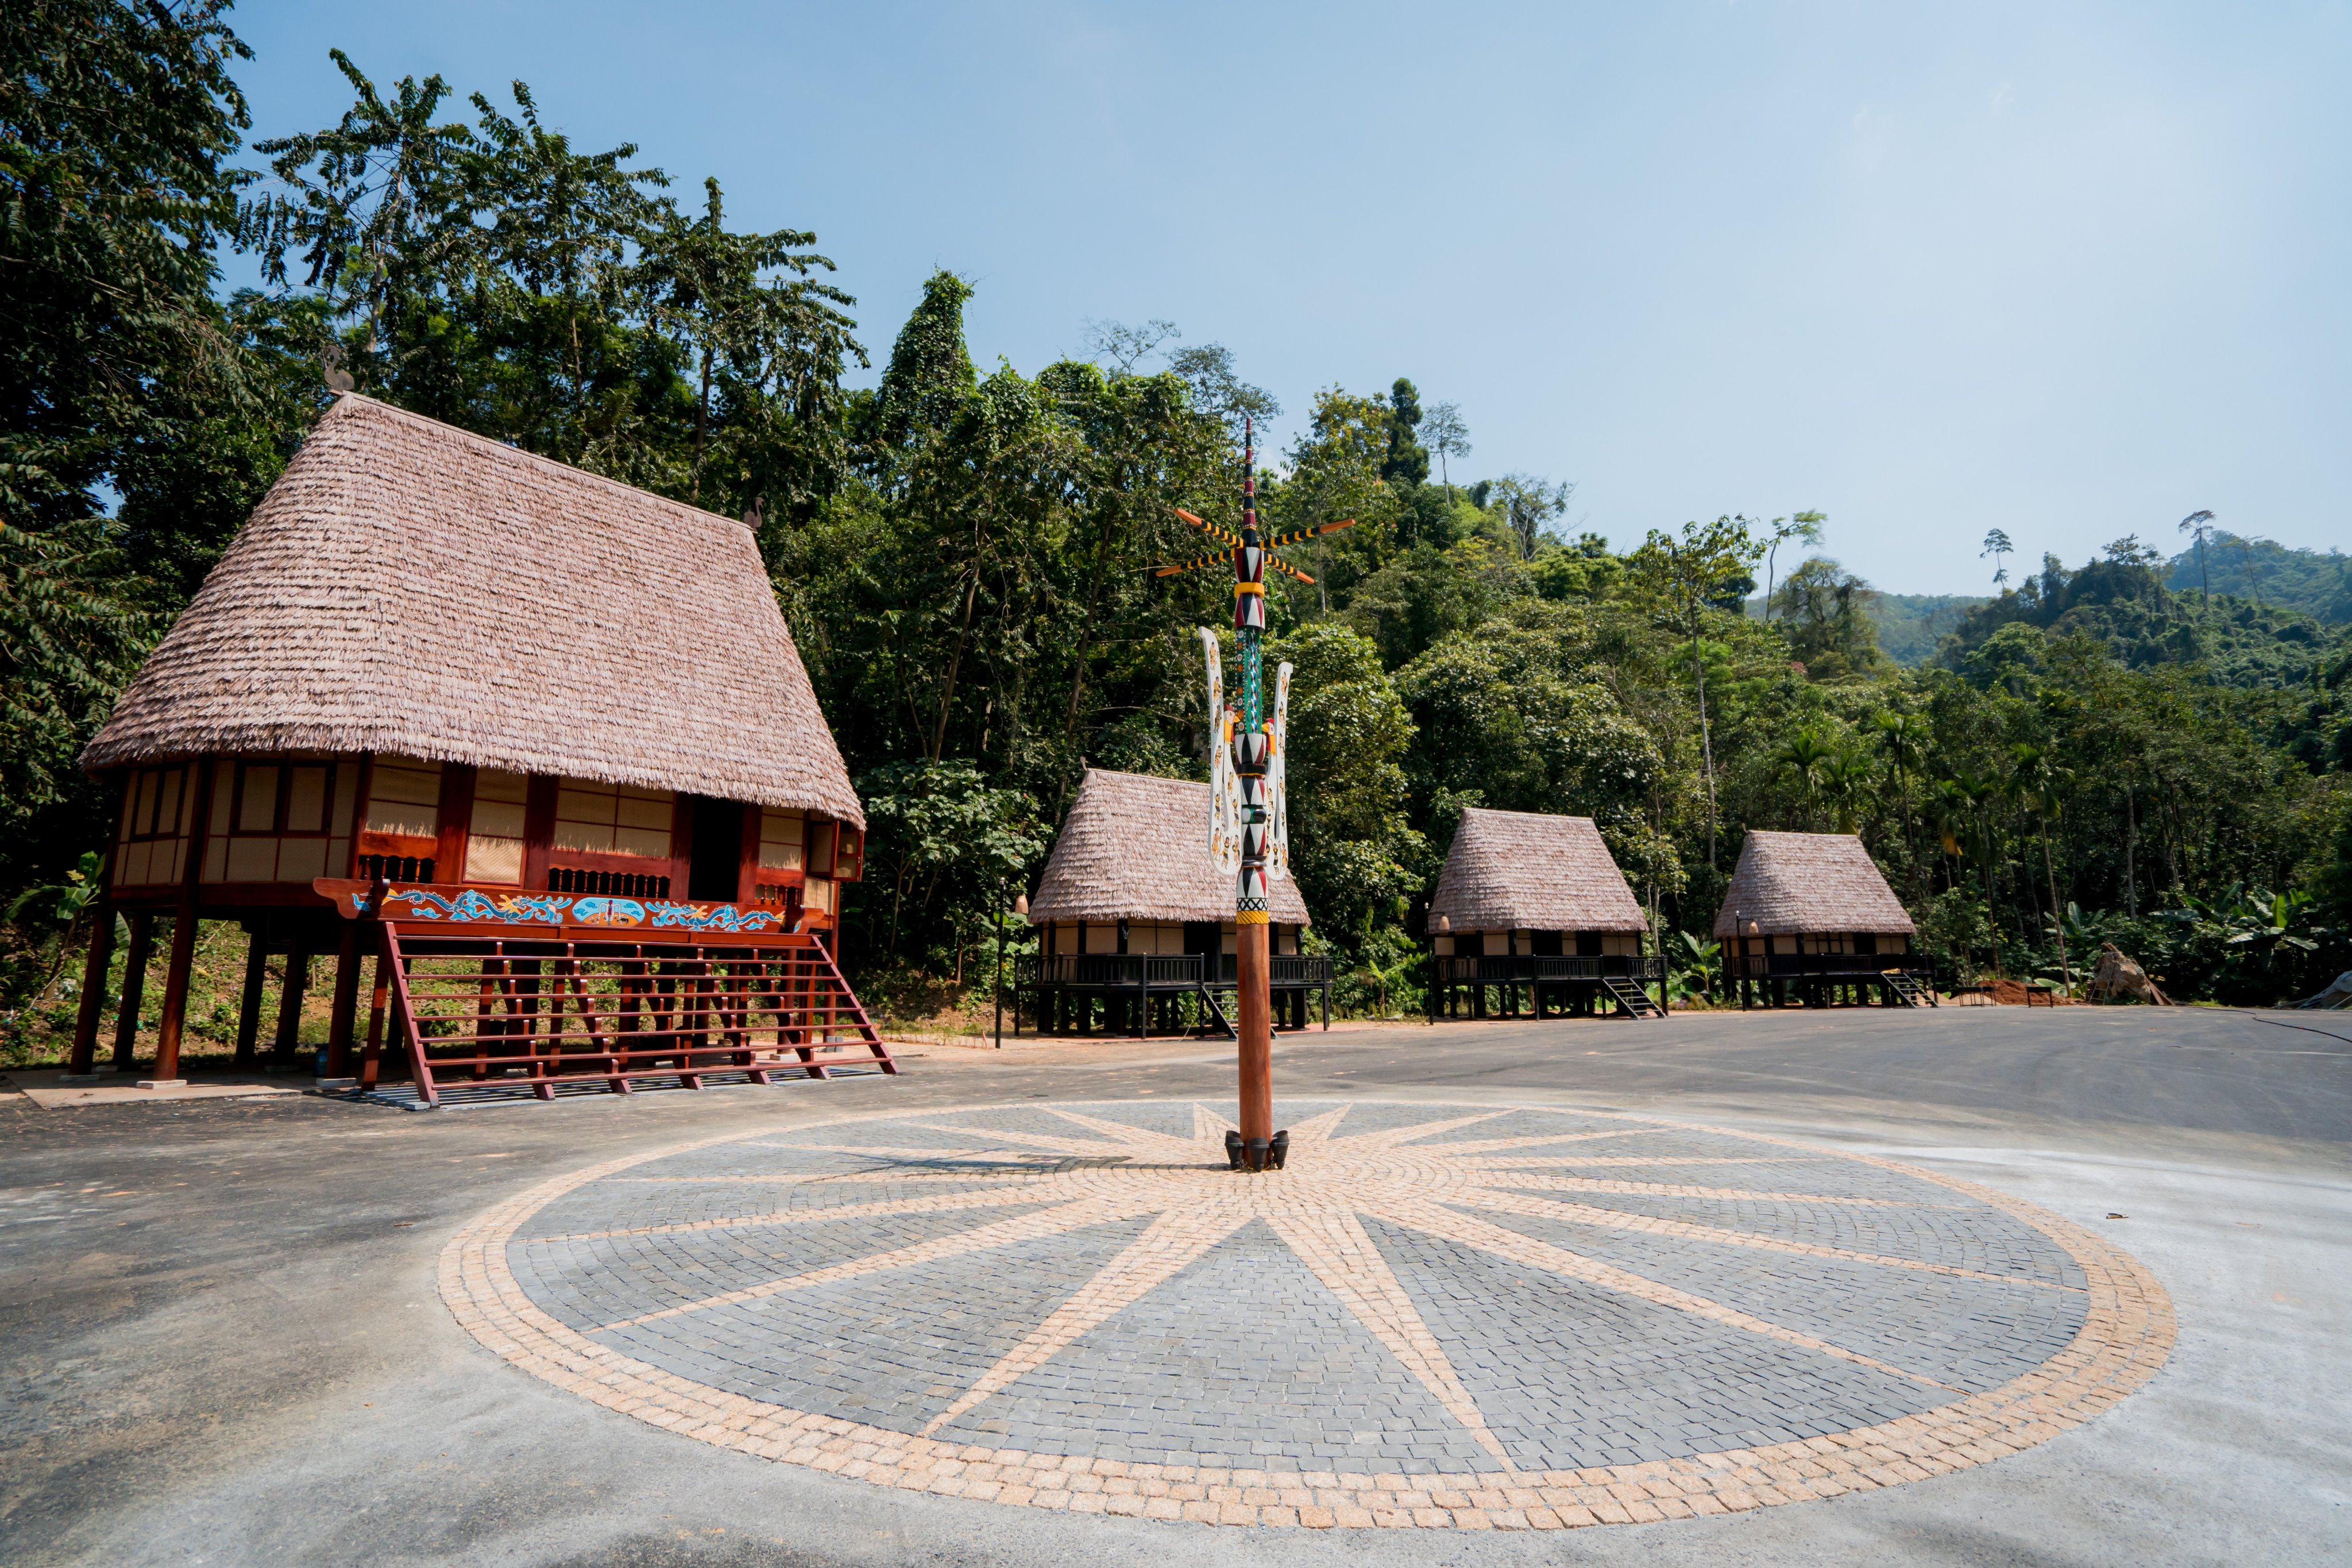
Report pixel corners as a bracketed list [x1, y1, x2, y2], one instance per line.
[1, 0, 258, 887]
[1265, 622, 1422, 937]
[1419, 400, 1470, 501]
[1759, 511, 1825, 623]
[1487, 474, 1571, 562]
[1381, 376, 1428, 486]
[1982, 527, 2014, 590]
[638, 176, 860, 512]
[1772, 556, 1885, 679]
[1627, 516, 1765, 867]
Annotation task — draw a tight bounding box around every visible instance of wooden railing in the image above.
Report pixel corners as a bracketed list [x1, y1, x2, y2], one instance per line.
[357, 852, 436, 884]
[1434, 955, 1666, 986]
[370, 926, 893, 1104]
[1731, 953, 1932, 980]
[547, 865, 671, 899]
[1015, 953, 1336, 988]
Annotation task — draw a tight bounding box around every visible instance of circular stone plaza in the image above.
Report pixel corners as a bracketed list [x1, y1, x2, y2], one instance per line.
[5, 1006, 2346, 1567]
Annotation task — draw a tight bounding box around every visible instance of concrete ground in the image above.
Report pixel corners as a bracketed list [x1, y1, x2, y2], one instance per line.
[2, 1004, 2346, 1567]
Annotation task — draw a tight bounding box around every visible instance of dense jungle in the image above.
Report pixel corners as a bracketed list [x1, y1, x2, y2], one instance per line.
[5, 3, 2350, 1057]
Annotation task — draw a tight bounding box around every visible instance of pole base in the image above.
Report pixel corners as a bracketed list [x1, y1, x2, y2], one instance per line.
[1224, 1129, 1290, 1172]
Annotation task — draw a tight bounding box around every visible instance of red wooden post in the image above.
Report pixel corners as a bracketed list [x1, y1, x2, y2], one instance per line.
[272, 942, 310, 1063]
[325, 919, 362, 1076]
[380, 925, 436, 1103]
[435, 764, 476, 883]
[233, 930, 268, 1066]
[360, 944, 391, 1090]
[148, 909, 200, 1084]
[111, 912, 153, 1071]
[67, 897, 117, 1076]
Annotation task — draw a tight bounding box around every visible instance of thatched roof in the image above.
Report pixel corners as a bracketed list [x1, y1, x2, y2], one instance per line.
[1423, 808, 1644, 935]
[1710, 831, 1914, 937]
[1028, 768, 1311, 925]
[81, 395, 862, 826]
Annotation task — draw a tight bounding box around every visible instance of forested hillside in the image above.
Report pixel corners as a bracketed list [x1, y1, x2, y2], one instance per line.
[5, 5, 2349, 1041]
[2163, 532, 2351, 624]
[1872, 594, 1984, 666]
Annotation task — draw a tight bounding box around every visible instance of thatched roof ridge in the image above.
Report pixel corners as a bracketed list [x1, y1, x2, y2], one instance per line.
[1710, 831, 1914, 936]
[1423, 807, 1645, 934]
[80, 395, 863, 826]
[1028, 769, 1311, 925]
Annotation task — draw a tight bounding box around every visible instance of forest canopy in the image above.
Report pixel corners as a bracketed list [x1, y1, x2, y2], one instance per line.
[4, 5, 2349, 1038]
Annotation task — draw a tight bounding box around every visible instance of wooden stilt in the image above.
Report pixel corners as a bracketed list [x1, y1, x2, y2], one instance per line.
[272, 944, 310, 1063]
[67, 901, 117, 1075]
[111, 912, 153, 1071]
[360, 945, 391, 1090]
[149, 908, 200, 1084]
[234, 932, 269, 1066]
[326, 920, 362, 1076]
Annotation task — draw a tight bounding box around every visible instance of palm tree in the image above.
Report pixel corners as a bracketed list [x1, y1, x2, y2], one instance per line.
[2179, 511, 2216, 605]
[2009, 744, 2074, 990]
[1818, 748, 1875, 835]
[1771, 728, 1835, 828]
[1947, 769, 2006, 953]
[1874, 709, 1928, 874]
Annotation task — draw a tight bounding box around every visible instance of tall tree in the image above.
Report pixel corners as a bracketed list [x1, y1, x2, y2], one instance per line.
[1627, 516, 1764, 868]
[1419, 400, 1470, 501]
[1380, 376, 1428, 486]
[1486, 474, 1571, 561]
[1759, 511, 1824, 623]
[1, 0, 257, 874]
[638, 176, 860, 512]
[1981, 527, 2014, 591]
[2177, 510, 2216, 605]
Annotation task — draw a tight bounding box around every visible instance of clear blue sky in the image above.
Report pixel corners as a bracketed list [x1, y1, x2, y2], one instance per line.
[222, 1, 2350, 596]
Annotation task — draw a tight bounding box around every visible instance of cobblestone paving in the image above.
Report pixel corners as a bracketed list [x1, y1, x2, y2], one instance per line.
[443, 1100, 2175, 1530]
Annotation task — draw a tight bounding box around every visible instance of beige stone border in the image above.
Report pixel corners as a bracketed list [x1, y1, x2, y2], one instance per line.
[439, 1102, 2175, 1531]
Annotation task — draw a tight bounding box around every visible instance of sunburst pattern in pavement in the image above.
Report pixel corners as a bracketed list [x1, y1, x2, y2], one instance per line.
[450, 1100, 2175, 1530]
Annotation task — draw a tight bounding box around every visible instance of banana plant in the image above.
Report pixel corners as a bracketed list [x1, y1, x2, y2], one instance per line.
[5, 852, 104, 932]
[2225, 889, 2318, 957]
[1668, 929, 1723, 1003]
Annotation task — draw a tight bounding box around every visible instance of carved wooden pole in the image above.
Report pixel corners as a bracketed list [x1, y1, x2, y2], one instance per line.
[1231, 421, 1275, 1165]
[1169, 423, 1350, 1171]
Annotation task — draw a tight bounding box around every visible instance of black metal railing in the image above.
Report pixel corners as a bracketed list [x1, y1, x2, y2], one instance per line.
[1731, 953, 1932, 980]
[1433, 954, 1666, 986]
[1015, 953, 1336, 989]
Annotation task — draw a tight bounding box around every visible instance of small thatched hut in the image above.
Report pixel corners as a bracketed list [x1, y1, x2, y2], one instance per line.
[1712, 830, 1929, 1007]
[68, 394, 880, 1092]
[1424, 808, 1662, 1019]
[1019, 768, 1329, 1036]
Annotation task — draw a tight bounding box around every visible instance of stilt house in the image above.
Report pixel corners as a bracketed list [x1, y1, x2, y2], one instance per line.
[69, 394, 891, 1100]
[1016, 768, 1331, 1037]
[1426, 807, 1664, 1019]
[1712, 830, 1932, 1008]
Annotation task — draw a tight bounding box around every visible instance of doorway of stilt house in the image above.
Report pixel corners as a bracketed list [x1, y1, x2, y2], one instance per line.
[687, 798, 744, 903]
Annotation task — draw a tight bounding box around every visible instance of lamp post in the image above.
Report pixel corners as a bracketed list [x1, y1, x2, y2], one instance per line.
[1434, 913, 1450, 1024]
[994, 891, 1026, 1049]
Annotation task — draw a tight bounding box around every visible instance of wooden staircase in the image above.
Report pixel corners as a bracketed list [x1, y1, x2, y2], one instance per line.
[1194, 982, 1238, 1039]
[1602, 975, 1666, 1019]
[1883, 971, 1937, 1008]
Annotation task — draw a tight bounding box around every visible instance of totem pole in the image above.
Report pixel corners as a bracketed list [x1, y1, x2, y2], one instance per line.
[1159, 418, 1353, 1171]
